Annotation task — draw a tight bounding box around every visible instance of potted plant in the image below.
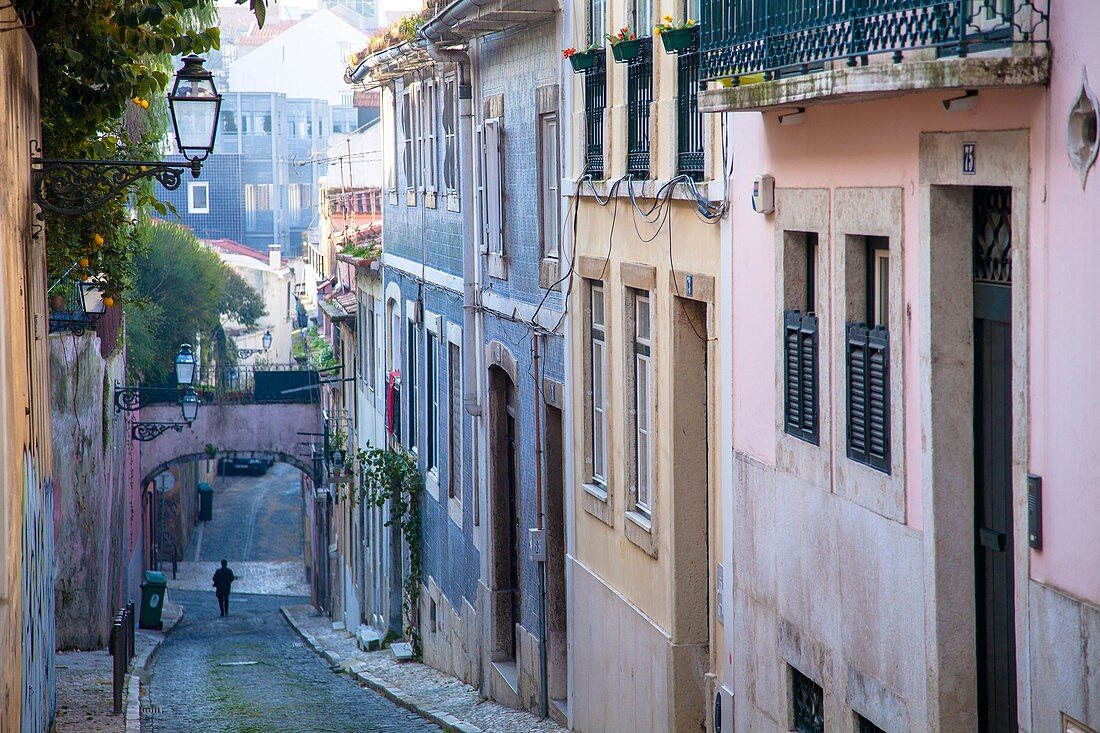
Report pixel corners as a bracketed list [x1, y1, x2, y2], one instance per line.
[607, 26, 643, 63]
[563, 44, 602, 73]
[655, 15, 698, 54]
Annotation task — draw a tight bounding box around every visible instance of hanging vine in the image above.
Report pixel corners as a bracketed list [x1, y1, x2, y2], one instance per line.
[348, 446, 423, 658]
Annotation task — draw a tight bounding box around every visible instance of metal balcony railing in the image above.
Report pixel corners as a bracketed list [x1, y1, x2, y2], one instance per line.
[676, 48, 705, 180]
[699, 0, 1049, 81]
[584, 54, 607, 178]
[626, 38, 654, 178]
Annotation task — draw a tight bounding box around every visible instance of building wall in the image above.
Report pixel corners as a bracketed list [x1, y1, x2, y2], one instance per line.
[711, 48, 1100, 730]
[218, 252, 296, 365]
[161, 153, 245, 243]
[0, 14, 55, 729]
[50, 334, 135, 650]
[1025, 2, 1100, 729]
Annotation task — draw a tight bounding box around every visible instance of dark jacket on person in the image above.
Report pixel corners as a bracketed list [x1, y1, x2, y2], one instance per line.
[212, 567, 235, 594]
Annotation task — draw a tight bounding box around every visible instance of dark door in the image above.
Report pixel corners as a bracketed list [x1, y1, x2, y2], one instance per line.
[506, 391, 520, 660]
[972, 187, 1017, 733]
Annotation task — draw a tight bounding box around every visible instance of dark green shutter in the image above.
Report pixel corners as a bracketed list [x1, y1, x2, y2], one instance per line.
[846, 322, 890, 473]
[784, 310, 818, 445]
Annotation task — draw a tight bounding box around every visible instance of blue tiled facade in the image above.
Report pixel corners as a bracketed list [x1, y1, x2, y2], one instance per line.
[163, 92, 348, 257]
[476, 18, 566, 637]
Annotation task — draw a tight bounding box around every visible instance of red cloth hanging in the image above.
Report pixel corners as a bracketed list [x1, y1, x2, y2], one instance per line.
[386, 370, 401, 435]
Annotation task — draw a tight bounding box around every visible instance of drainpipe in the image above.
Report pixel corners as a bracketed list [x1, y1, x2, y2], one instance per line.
[423, 39, 480, 417]
[533, 334, 549, 719]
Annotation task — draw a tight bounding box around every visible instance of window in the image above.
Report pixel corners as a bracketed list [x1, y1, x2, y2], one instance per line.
[626, 38, 653, 178]
[401, 87, 415, 193]
[631, 0, 652, 37]
[791, 667, 824, 733]
[632, 290, 653, 514]
[448, 341, 461, 498]
[846, 235, 891, 473]
[337, 41, 352, 63]
[676, 48, 705, 179]
[856, 714, 885, 733]
[482, 118, 504, 257]
[442, 75, 458, 195]
[288, 183, 301, 217]
[426, 330, 438, 472]
[583, 56, 607, 178]
[261, 113, 272, 134]
[359, 295, 375, 390]
[241, 114, 251, 135]
[590, 283, 607, 485]
[388, 94, 399, 192]
[783, 232, 819, 445]
[538, 113, 560, 260]
[188, 182, 210, 214]
[245, 184, 273, 210]
[588, 0, 605, 46]
[421, 80, 437, 191]
[220, 111, 237, 133]
[406, 319, 418, 451]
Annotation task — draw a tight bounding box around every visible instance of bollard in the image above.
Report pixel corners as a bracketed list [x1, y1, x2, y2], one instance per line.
[127, 601, 136, 662]
[111, 617, 124, 715]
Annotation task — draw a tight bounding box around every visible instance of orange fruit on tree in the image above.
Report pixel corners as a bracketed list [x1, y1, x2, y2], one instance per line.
[78, 257, 89, 268]
[92, 233, 104, 247]
[103, 296, 116, 308]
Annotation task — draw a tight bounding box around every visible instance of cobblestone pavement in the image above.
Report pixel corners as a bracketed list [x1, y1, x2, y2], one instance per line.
[283, 605, 567, 733]
[169, 560, 309, 597]
[187, 462, 304, 564]
[141, 590, 442, 733]
[54, 650, 124, 733]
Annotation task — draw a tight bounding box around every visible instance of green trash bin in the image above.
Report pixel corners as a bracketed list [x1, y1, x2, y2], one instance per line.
[198, 482, 214, 521]
[139, 570, 168, 630]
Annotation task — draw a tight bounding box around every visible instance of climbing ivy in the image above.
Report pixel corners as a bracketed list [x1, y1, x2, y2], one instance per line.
[349, 446, 424, 658]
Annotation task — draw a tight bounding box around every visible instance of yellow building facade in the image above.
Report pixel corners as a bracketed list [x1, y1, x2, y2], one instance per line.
[565, 0, 727, 729]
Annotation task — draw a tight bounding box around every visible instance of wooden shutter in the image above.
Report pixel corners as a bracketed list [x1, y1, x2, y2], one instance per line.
[846, 323, 890, 473]
[483, 118, 503, 255]
[784, 310, 819, 445]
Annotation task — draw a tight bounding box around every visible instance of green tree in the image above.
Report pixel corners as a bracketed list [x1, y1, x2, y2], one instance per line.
[125, 220, 265, 385]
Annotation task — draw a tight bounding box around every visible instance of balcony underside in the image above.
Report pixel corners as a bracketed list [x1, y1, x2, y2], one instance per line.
[698, 51, 1049, 113]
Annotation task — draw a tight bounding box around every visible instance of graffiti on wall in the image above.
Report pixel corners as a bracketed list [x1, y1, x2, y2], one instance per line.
[22, 451, 56, 733]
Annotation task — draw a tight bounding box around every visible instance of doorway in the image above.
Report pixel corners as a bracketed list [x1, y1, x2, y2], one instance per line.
[488, 365, 521, 662]
[972, 186, 1017, 733]
[544, 403, 567, 704]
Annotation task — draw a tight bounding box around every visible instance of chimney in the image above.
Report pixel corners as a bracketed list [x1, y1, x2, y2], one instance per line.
[268, 244, 282, 270]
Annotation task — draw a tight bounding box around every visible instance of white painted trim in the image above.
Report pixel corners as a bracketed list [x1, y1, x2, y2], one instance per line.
[384, 252, 462, 292]
[424, 310, 441, 336]
[384, 281, 402, 306]
[446, 321, 462, 345]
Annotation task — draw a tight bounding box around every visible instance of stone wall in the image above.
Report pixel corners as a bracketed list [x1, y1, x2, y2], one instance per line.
[50, 333, 134, 649]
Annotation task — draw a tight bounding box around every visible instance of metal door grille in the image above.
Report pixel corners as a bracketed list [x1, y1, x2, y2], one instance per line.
[791, 668, 824, 733]
[973, 186, 1012, 285]
[627, 38, 653, 178]
[677, 47, 705, 180]
[584, 56, 607, 178]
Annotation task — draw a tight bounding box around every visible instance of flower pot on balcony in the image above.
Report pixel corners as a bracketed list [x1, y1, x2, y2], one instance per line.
[611, 38, 644, 63]
[660, 25, 697, 54]
[568, 49, 601, 73]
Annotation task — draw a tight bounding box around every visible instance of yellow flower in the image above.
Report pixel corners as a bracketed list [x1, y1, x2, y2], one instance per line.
[687, 18, 695, 24]
[663, 13, 673, 22]
[654, 25, 661, 34]
[140, 99, 149, 109]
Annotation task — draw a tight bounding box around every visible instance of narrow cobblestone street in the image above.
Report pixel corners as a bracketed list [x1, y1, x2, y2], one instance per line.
[141, 591, 440, 733]
[141, 466, 441, 733]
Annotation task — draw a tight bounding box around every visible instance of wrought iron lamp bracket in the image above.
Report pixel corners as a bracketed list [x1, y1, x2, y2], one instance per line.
[237, 348, 268, 359]
[130, 421, 190, 442]
[30, 141, 200, 221]
[113, 383, 182, 413]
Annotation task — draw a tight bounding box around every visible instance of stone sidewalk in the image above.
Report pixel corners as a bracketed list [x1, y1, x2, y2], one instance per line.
[55, 601, 183, 733]
[282, 605, 567, 733]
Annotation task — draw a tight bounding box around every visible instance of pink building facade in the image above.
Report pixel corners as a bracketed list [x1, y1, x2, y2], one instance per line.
[702, 1, 1100, 731]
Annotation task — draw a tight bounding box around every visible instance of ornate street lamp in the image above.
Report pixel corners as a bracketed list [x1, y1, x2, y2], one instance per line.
[175, 343, 197, 387]
[167, 55, 222, 177]
[32, 55, 222, 218]
[238, 330, 273, 359]
[181, 387, 200, 423]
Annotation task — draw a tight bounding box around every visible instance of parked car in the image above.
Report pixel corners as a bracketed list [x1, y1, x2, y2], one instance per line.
[217, 456, 271, 476]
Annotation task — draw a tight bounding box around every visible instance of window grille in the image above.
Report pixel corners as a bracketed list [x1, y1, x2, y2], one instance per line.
[791, 668, 824, 733]
[448, 342, 462, 498]
[784, 310, 819, 445]
[973, 186, 1012, 285]
[426, 330, 438, 471]
[584, 56, 607, 178]
[676, 48, 705, 180]
[857, 714, 886, 733]
[406, 324, 418, 451]
[626, 38, 653, 178]
[443, 76, 458, 194]
[846, 322, 890, 473]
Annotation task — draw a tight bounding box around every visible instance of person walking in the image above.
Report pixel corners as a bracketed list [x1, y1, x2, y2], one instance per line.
[212, 559, 236, 616]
